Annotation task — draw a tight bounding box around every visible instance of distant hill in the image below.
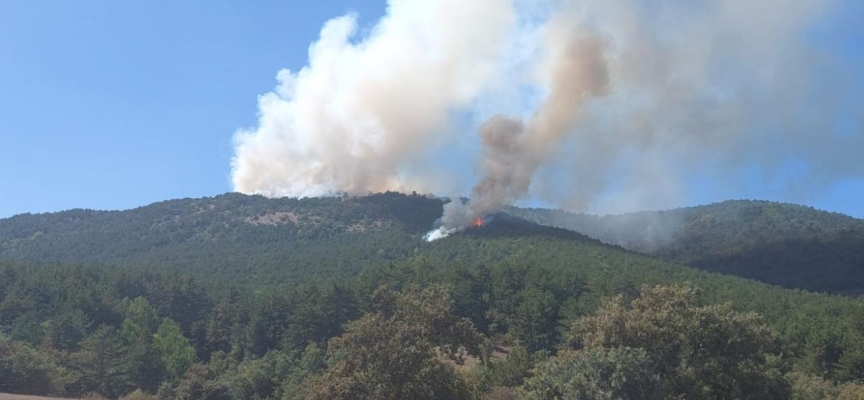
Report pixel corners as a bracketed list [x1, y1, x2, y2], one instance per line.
[512, 200, 864, 294]
[0, 192, 449, 285]
[3, 195, 863, 294]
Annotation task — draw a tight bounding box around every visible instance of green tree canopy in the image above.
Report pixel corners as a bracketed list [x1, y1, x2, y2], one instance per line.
[561, 284, 790, 399]
[521, 346, 666, 400]
[306, 285, 482, 400]
[69, 325, 135, 398]
[0, 333, 68, 396]
[154, 317, 197, 382]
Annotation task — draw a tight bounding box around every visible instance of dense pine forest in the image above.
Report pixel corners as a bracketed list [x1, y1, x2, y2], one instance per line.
[2, 192, 864, 399]
[513, 201, 864, 295]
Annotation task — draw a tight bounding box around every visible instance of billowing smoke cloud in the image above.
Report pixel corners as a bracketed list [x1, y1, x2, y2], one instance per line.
[233, 0, 863, 238]
[232, 0, 516, 196]
[432, 27, 609, 238]
[528, 0, 863, 215]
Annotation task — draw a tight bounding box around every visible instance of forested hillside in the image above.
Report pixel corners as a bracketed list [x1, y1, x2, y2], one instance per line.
[5, 194, 861, 295]
[2, 193, 864, 398]
[0, 192, 444, 286]
[513, 200, 864, 295]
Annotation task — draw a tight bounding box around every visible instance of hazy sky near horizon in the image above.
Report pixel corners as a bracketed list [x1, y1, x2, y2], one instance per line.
[1, 0, 862, 218]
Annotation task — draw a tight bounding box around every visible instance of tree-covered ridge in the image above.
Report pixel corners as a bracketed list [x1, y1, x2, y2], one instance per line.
[512, 200, 864, 294]
[0, 192, 445, 285]
[3, 193, 864, 397]
[5, 193, 862, 293]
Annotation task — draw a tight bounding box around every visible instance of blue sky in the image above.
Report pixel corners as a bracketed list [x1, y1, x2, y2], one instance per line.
[0, 1, 385, 218]
[1, 0, 862, 218]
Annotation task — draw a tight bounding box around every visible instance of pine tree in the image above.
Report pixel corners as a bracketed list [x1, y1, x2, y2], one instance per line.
[69, 325, 135, 398]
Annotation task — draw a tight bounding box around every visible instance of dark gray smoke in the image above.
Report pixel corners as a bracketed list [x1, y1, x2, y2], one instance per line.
[432, 31, 609, 239]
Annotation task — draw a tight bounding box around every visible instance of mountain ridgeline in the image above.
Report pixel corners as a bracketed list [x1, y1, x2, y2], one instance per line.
[3, 194, 862, 294]
[513, 200, 864, 295]
[0, 192, 445, 285]
[3, 193, 864, 398]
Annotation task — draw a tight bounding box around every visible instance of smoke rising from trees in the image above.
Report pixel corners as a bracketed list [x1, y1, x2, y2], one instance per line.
[232, 0, 863, 236]
[232, 0, 516, 197]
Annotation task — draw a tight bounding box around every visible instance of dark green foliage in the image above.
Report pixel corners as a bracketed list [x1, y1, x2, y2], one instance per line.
[306, 285, 479, 400]
[69, 325, 136, 398]
[567, 284, 790, 399]
[0, 192, 444, 287]
[197, 287, 247, 360]
[513, 200, 864, 294]
[246, 291, 293, 356]
[44, 308, 90, 352]
[521, 347, 666, 400]
[8, 310, 42, 345]
[166, 347, 327, 400]
[786, 369, 864, 399]
[511, 288, 559, 352]
[468, 345, 545, 394]
[169, 363, 231, 400]
[1, 193, 864, 398]
[0, 333, 68, 395]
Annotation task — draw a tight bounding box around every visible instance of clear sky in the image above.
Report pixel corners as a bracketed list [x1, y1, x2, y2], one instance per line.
[0, 1, 386, 218]
[1, 0, 862, 218]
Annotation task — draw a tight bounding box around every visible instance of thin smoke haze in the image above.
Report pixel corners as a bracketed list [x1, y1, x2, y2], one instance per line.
[232, 0, 863, 240]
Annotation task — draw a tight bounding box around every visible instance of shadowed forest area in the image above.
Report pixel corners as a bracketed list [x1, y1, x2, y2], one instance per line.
[513, 200, 864, 295]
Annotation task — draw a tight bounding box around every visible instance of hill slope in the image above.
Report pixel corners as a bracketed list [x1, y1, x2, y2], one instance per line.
[4, 193, 864, 384]
[0, 192, 446, 285]
[4, 195, 863, 293]
[512, 200, 864, 294]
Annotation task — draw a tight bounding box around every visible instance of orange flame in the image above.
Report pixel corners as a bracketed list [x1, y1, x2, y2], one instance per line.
[474, 217, 484, 227]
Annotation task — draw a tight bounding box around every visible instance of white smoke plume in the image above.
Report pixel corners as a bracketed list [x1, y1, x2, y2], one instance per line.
[232, 0, 516, 197]
[233, 0, 863, 239]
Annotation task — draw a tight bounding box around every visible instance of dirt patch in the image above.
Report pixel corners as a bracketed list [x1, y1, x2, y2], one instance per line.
[346, 220, 388, 233]
[346, 223, 367, 233]
[0, 394, 76, 400]
[244, 212, 301, 226]
[438, 345, 511, 372]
